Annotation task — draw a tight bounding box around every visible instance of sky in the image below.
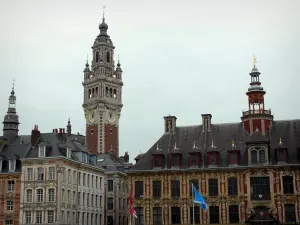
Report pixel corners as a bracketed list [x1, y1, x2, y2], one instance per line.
[0, 0, 299, 162]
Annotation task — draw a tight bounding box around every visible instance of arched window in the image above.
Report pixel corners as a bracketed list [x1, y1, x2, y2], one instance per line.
[105, 87, 109, 97]
[106, 51, 110, 63]
[251, 150, 257, 163]
[113, 89, 117, 98]
[89, 89, 92, 98]
[96, 52, 99, 62]
[92, 88, 95, 97]
[109, 88, 113, 98]
[259, 150, 265, 162]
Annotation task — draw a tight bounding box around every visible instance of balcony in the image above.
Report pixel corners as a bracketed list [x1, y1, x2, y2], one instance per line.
[242, 109, 272, 116]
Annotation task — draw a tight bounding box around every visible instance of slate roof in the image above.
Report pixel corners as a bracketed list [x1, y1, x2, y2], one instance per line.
[131, 119, 300, 171]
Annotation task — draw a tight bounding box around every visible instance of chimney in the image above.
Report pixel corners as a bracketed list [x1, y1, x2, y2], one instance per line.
[31, 125, 41, 147]
[59, 128, 62, 134]
[55, 129, 58, 133]
[124, 152, 129, 163]
[63, 128, 65, 133]
[52, 129, 55, 133]
[164, 115, 177, 133]
[201, 114, 212, 132]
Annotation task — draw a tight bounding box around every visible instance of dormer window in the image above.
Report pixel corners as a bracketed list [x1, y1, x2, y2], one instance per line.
[189, 153, 200, 167]
[170, 154, 180, 167]
[9, 160, 16, 172]
[153, 155, 163, 168]
[228, 151, 239, 166]
[66, 148, 71, 158]
[208, 152, 218, 167]
[276, 148, 287, 162]
[38, 146, 46, 157]
[250, 147, 266, 164]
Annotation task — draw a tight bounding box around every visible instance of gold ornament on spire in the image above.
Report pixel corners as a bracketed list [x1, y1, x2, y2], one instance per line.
[253, 55, 257, 66]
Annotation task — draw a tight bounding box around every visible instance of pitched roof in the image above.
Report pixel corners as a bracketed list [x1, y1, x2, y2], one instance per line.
[131, 120, 300, 171]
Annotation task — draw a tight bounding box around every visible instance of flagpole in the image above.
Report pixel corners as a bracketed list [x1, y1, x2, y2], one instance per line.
[192, 183, 195, 225]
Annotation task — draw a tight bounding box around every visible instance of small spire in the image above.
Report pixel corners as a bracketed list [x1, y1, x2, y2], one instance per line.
[211, 140, 216, 148]
[232, 140, 236, 149]
[279, 137, 282, 145]
[102, 6, 106, 21]
[173, 142, 179, 151]
[117, 54, 120, 66]
[253, 54, 257, 67]
[255, 127, 259, 132]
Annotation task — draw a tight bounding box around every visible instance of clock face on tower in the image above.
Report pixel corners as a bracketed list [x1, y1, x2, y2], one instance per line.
[106, 110, 116, 123]
[89, 110, 96, 122]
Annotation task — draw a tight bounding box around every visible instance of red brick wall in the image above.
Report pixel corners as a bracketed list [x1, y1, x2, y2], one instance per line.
[104, 124, 118, 156]
[87, 124, 98, 154]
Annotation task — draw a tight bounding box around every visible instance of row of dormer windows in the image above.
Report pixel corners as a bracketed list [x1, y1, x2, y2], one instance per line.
[134, 175, 295, 199]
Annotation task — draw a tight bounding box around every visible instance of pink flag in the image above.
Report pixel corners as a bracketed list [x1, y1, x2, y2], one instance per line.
[129, 188, 137, 218]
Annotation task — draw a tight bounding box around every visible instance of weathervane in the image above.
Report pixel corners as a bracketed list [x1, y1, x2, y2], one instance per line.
[253, 55, 257, 66]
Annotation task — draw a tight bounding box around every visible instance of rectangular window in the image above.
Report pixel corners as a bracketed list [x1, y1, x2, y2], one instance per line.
[48, 188, 55, 202]
[277, 149, 286, 161]
[154, 156, 162, 167]
[37, 167, 44, 181]
[108, 180, 114, 192]
[285, 204, 296, 223]
[171, 155, 179, 167]
[83, 173, 86, 186]
[25, 211, 32, 224]
[282, 176, 294, 194]
[107, 197, 113, 210]
[190, 154, 198, 166]
[228, 177, 238, 196]
[107, 215, 113, 225]
[39, 146, 45, 157]
[37, 189, 44, 202]
[8, 160, 16, 171]
[208, 179, 218, 196]
[48, 167, 55, 180]
[153, 207, 162, 225]
[92, 175, 94, 187]
[171, 207, 181, 224]
[27, 168, 33, 181]
[36, 211, 42, 224]
[190, 206, 200, 224]
[250, 177, 270, 200]
[48, 210, 55, 223]
[229, 152, 238, 164]
[152, 181, 161, 198]
[171, 180, 180, 198]
[7, 180, 15, 192]
[5, 221, 13, 225]
[229, 205, 239, 223]
[6, 200, 13, 210]
[135, 181, 144, 198]
[209, 206, 219, 224]
[189, 180, 199, 197]
[26, 189, 32, 202]
[135, 207, 144, 225]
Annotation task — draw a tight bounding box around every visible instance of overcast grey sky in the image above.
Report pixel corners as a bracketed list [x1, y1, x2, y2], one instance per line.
[0, 0, 299, 161]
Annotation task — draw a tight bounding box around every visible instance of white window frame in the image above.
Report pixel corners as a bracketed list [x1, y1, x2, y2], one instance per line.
[25, 211, 32, 224]
[37, 189, 44, 202]
[37, 167, 44, 181]
[48, 167, 56, 180]
[36, 210, 43, 224]
[8, 160, 16, 172]
[48, 188, 55, 202]
[6, 200, 14, 211]
[47, 210, 55, 223]
[7, 180, 15, 192]
[27, 168, 33, 181]
[38, 146, 46, 157]
[26, 189, 33, 202]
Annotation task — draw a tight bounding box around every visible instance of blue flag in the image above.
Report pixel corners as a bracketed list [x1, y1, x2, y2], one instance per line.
[193, 184, 208, 211]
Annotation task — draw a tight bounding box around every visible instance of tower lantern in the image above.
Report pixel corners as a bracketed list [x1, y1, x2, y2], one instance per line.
[241, 56, 273, 135]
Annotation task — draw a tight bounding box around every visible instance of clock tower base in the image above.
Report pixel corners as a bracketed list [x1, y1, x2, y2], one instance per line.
[86, 124, 98, 154]
[104, 123, 119, 157]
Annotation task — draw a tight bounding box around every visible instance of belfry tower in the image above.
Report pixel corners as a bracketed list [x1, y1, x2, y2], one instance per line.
[2, 83, 20, 141]
[241, 56, 273, 135]
[82, 12, 123, 156]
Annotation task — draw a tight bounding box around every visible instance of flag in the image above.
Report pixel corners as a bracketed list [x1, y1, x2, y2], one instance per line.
[129, 188, 137, 218]
[193, 184, 208, 211]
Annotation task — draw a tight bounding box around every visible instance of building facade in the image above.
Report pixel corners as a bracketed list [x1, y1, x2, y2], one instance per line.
[128, 61, 300, 225]
[82, 13, 124, 157]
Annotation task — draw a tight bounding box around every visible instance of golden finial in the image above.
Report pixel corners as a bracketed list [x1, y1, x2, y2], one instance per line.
[253, 55, 257, 66]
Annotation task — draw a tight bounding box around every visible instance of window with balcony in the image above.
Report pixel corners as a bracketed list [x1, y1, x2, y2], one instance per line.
[48, 188, 55, 202]
[171, 207, 181, 224]
[189, 180, 199, 197]
[171, 180, 180, 198]
[48, 167, 55, 180]
[284, 204, 296, 222]
[27, 168, 33, 181]
[135, 207, 144, 225]
[37, 189, 44, 202]
[107, 197, 113, 210]
[250, 177, 270, 200]
[209, 206, 219, 224]
[228, 178, 238, 196]
[108, 180, 114, 192]
[282, 176, 294, 194]
[135, 181, 144, 198]
[153, 207, 162, 225]
[152, 181, 161, 198]
[7, 180, 15, 191]
[26, 189, 32, 202]
[6, 200, 13, 211]
[208, 179, 218, 196]
[37, 167, 44, 181]
[190, 206, 200, 224]
[229, 205, 239, 223]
